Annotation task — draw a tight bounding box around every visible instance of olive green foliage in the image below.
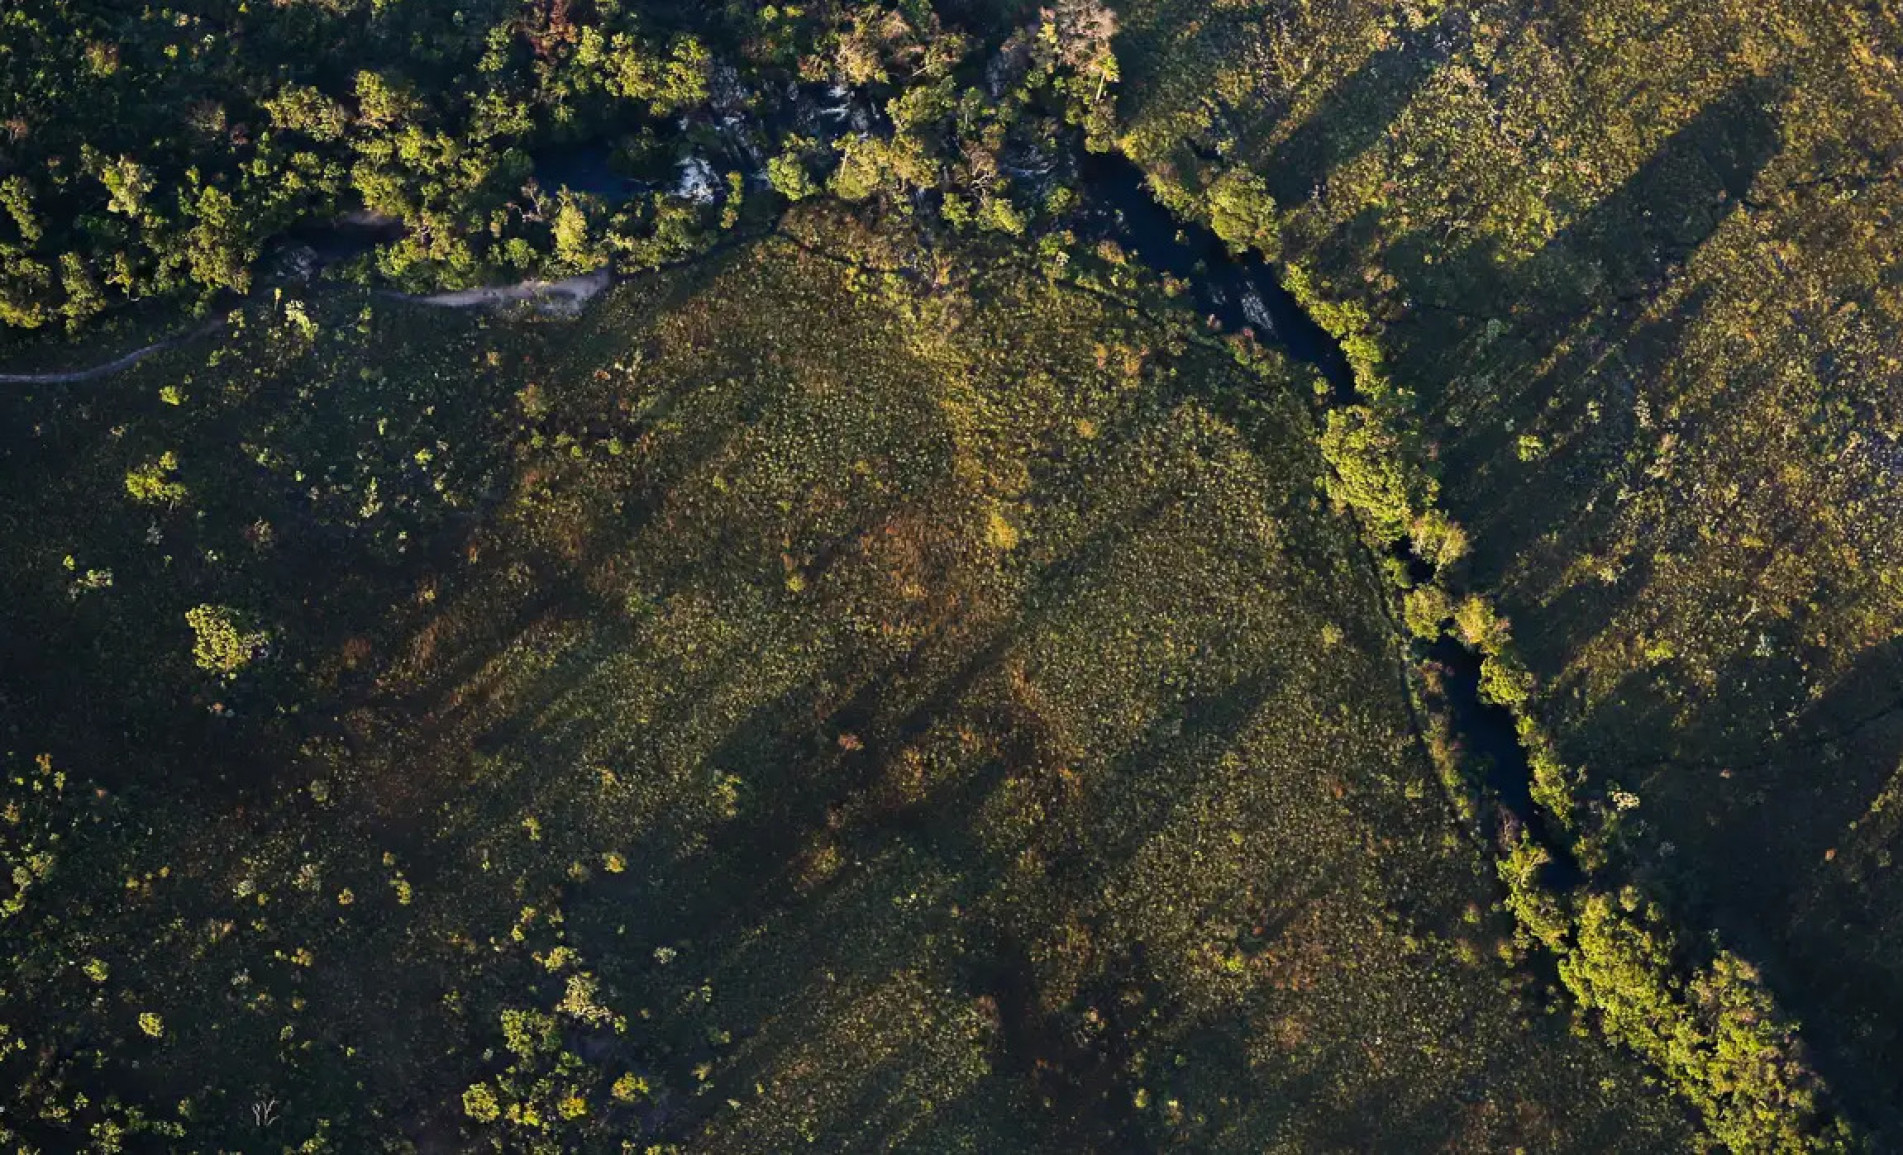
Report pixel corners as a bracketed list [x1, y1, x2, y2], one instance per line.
[0, 211, 1692, 1151]
[1280, 262, 1385, 389]
[459, 966, 635, 1150]
[1487, 762, 1842, 1150]
[766, 149, 819, 202]
[1497, 833, 1570, 952]
[548, 192, 603, 273]
[0, 0, 718, 316]
[1314, 324, 1833, 1143]
[1546, 885, 1848, 1152]
[123, 450, 186, 506]
[1317, 405, 1433, 544]
[1205, 168, 1280, 259]
[184, 604, 268, 677]
[0, 0, 1136, 322]
[1, 755, 67, 920]
[1034, 0, 1122, 150]
[1409, 506, 1469, 569]
[4, 0, 1894, 1148]
[784, 3, 1128, 234]
[1114, 0, 1892, 1140]
[1401, 584, 1453, 640]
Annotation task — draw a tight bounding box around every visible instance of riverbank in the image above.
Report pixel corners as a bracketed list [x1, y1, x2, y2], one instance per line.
[0, 110, 1845, 1144]
[1117, 153, 1851, 1147]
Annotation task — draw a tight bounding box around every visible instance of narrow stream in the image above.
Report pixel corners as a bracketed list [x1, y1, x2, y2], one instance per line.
[1077, 152, 1573, 874]
[1427, 640, 1584, 885]
[0, 131, 1567, 875]
[1078, 151, 1357, 401]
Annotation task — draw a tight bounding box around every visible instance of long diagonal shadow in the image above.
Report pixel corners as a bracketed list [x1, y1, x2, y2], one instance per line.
[1392, 76, 1786, 603]
[1255, 17, 1458, 205]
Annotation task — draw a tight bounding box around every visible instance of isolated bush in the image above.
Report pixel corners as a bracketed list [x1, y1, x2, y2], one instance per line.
[124, 452, 186, 506]
[185, 604, 269, 677]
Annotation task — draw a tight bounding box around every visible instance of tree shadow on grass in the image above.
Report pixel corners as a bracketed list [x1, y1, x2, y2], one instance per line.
[1568, 633, 1903, 1143]
[1252, 16, 1460, 208]
[1382, 76, 1784, 650]
[0, 250, 792, 808]
[1497, 287, 1709, 671]
[479, 428, 1314, 1149]
[24, 222, 1710, 1151]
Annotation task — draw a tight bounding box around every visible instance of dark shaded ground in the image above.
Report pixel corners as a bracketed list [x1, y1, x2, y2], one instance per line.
[0, 219, 1695, 1150]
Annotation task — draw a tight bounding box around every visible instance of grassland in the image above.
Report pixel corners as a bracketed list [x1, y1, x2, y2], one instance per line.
[0, 209, 1699, 1149]
[1111, 0, 1903, 1139]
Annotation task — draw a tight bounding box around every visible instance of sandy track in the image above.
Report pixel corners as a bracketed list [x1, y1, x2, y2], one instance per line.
[0, 314, 231, 385]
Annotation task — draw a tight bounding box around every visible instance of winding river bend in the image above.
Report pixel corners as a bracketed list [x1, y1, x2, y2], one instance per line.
[1080, 152, 1574, 877]
[1080, 152, 1356, 400]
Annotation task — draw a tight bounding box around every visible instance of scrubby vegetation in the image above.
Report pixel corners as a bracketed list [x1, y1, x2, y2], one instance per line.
[0, 199, 1707, 1149]
[1112, 0, 1903, 1143]
[0, 0, 1134, 323]
[3, 0, 1898, 1149]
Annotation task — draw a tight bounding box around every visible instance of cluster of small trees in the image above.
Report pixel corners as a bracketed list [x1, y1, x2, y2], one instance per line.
[1290, 243, 1849, 1148]
[1493, 855, 1852, 1151]
[765, 1, 1125, 240]
[0, 0, 1136, 331]
[0, 1, 714, 325]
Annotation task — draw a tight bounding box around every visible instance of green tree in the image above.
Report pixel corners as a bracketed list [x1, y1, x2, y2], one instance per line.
[124, 452, 187, 506]
[1402, 584, 1454, 640]
[550, 192, 600, 270]
[1207, 168, 1281, 259]
[1318, 406, 1432, 543]
[263, 84, 352, 142]
[57, 253, 105, 327]
[767, 150, 818, 202]
[96, 155, 156, 221]
[184, 604, 269, 678]
[353, 71, 423, 130]
[0, 176, 42, 244]
[180, 183, 255, 293]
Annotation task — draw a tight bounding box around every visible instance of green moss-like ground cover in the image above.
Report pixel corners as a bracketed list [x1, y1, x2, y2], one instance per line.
[0, 212, 1694, 1149]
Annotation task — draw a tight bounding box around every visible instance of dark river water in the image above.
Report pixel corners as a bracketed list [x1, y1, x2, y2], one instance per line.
[1073, 151, 1567, 871]
[1078, 151, 1356, 400]
[42, 130, 1564, 877]
[1428, 639, 1583, 885]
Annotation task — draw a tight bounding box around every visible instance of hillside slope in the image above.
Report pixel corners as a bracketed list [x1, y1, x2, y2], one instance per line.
[0, 213, 1695, 1149]
[1114, 0, 1903, 1136]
